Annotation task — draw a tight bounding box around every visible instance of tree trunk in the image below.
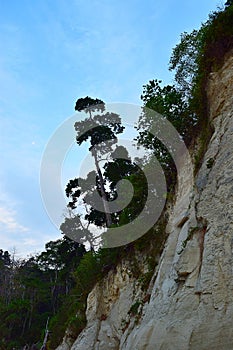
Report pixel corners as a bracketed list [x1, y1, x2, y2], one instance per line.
[92, 149, 112, 227]
[40, 317, 50, 350]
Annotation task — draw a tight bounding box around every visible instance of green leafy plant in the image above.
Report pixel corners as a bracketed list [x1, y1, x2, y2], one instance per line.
[206, 157, 215, 169]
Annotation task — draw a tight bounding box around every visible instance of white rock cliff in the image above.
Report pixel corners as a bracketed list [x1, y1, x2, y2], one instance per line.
[58, 52, 233, 350]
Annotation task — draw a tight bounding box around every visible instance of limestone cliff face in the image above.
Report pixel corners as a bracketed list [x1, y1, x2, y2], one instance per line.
[58, 52, 233, 350]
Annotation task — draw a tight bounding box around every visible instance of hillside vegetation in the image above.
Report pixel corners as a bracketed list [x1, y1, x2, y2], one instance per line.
[0, 2, 233, 349]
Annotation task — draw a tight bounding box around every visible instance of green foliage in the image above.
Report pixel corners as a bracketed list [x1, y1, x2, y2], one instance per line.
[138, 78, 198, 167]
[128, 300, 141, 316]
[178, 227, 199, 254]
[192, 6, 233, 168]
[140, 79, 197, 142]
[63, 95, 155, 249]
[137, 77, 198, 200]
[75, 251, 101, 291]
[168, 4, 233, 170]
[128, 300, 143, 325]
[48, 294, 86, 349]
[168, 25, 210, 141]
[104, 158, 148, 228]
[200, 5, 233, 72]
[75, 248, 121, 290]
[0, 239, 86, 349]
[206, 157, 215, 169]
[193, 125, 214, 173]
[169, 29, 205, 97]
[135, 216, 167, 290]
[138, 270, 154, 291]
[48, 246, 122, 348]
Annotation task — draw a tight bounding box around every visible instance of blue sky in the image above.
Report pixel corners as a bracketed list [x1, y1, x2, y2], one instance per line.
[0, 0, 223, 257]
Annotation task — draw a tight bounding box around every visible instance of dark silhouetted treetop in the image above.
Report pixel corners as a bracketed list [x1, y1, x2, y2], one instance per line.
[63, 96, 150, 245]
[74, 97, 124, 155]
[64, 96, 126, 233]
[75, 96, 105, 114]
[225, 0, 233, 7]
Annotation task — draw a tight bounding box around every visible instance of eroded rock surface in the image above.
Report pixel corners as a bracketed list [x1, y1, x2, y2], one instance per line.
[58, 53, 233, 350]
[121, 52, 233, 350]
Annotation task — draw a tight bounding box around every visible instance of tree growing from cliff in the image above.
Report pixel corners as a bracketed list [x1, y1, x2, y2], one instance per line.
[62, 96, 126, 248]
[136, 78, 197, 192]
[169, 29, 205, 97]
[62, 97, 150, 248]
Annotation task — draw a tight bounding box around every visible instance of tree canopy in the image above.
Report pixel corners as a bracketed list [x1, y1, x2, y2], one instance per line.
[62, 96, 151, 249]
[62, 97, 126, 248]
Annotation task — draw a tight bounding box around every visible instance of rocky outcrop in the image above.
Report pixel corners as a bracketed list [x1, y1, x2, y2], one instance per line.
[58, 53, 233, 350]
[69, 254, 150, 350]
[120, 52, 233, 350]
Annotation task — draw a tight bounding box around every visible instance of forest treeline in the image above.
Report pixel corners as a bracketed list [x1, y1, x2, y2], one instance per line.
[1, 2, 233, 349]
[0, 240, 85, 349]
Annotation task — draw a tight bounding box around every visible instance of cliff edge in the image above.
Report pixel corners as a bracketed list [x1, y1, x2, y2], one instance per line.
[57, 52, 233, 350]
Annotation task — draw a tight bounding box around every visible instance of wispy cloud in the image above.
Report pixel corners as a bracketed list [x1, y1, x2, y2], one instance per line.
[0, 206, 28, 232]
[0, 182, 60, 257]
[0, 227, 58, 258]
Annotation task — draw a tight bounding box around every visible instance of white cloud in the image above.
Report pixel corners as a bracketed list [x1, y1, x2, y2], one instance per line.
[0, 193, 59, 257]
[0, 228, 59, 258]
[0, 206, 28, 233]
[0, 187, 29, 241]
